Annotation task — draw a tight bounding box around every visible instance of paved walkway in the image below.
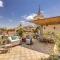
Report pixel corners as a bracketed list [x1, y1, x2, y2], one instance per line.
[22, 39, 54, 54]
[0, 46, 49, 60]
[0, 39, 54, 60]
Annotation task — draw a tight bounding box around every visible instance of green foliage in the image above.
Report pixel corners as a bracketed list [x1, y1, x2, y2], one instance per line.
[33, 27, 39, 39]
[17, 28, 24, 37]
[40, 55, 60, 60]
[47, 55, 60, 60]
[33, 26, 40, 33]
[55, 40, 60, 51]
[0, 36, 10, 45]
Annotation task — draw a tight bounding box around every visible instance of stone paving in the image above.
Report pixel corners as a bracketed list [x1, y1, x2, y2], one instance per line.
[21, 39, 54, 54]
[0, 46, 49, 60]
[0, 39, 54, 60]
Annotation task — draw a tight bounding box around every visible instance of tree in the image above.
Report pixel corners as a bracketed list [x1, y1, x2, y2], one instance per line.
[16, 24, 24, 37]
[33, 26, 40, 39]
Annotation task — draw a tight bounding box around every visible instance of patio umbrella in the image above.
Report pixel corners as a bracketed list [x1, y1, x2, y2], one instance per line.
[30, 16, 60, 41]
[31, 16, 60, 26]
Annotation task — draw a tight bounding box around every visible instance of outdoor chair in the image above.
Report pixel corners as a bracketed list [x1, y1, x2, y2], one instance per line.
[0, 46, 9, 54]
[26, 38, 33, 45]
[22, 37, 26, 42]
[26, 35, 33, 45]
[8, 36, 22, 46]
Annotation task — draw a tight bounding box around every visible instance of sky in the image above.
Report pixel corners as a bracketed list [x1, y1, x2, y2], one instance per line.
[0, 0, 60, 28]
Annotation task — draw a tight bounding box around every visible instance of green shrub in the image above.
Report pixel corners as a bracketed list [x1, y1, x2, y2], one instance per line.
[17, 28, 24, 37]
[47, 55, 59, 60]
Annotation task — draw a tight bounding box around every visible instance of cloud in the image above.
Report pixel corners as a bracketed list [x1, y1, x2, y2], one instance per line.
[22, 11, 45, 21]
[21, 13, 37, 21]
[19, 12, 45, 27]
[26, 13, 37, 20]
[19, 20, 36, 27]
[0, 0, 4, 7]
[19, 13, 36, 26]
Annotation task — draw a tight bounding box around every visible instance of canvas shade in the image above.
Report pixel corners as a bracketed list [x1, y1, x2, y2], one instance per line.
[32, 16, 60, 25]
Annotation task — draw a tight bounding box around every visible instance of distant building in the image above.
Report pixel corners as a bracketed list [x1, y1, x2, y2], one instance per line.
[32, 6, 60, 33]
[0, 28, 16, 36]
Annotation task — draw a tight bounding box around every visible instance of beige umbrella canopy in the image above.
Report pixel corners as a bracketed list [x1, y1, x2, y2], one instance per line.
[32, 16, 60, 25]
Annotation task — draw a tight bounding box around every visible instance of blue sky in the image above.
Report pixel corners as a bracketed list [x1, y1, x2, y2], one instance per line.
[0, 0, 60, 28]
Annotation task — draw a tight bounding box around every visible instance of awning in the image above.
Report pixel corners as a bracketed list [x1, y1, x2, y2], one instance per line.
[31, 16, 60, 25]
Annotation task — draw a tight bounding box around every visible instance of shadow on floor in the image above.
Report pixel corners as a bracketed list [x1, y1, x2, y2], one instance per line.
[20, 39, 54, 55]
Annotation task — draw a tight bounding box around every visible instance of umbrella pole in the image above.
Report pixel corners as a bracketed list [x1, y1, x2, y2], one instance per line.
[40, 25, 43, 40]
